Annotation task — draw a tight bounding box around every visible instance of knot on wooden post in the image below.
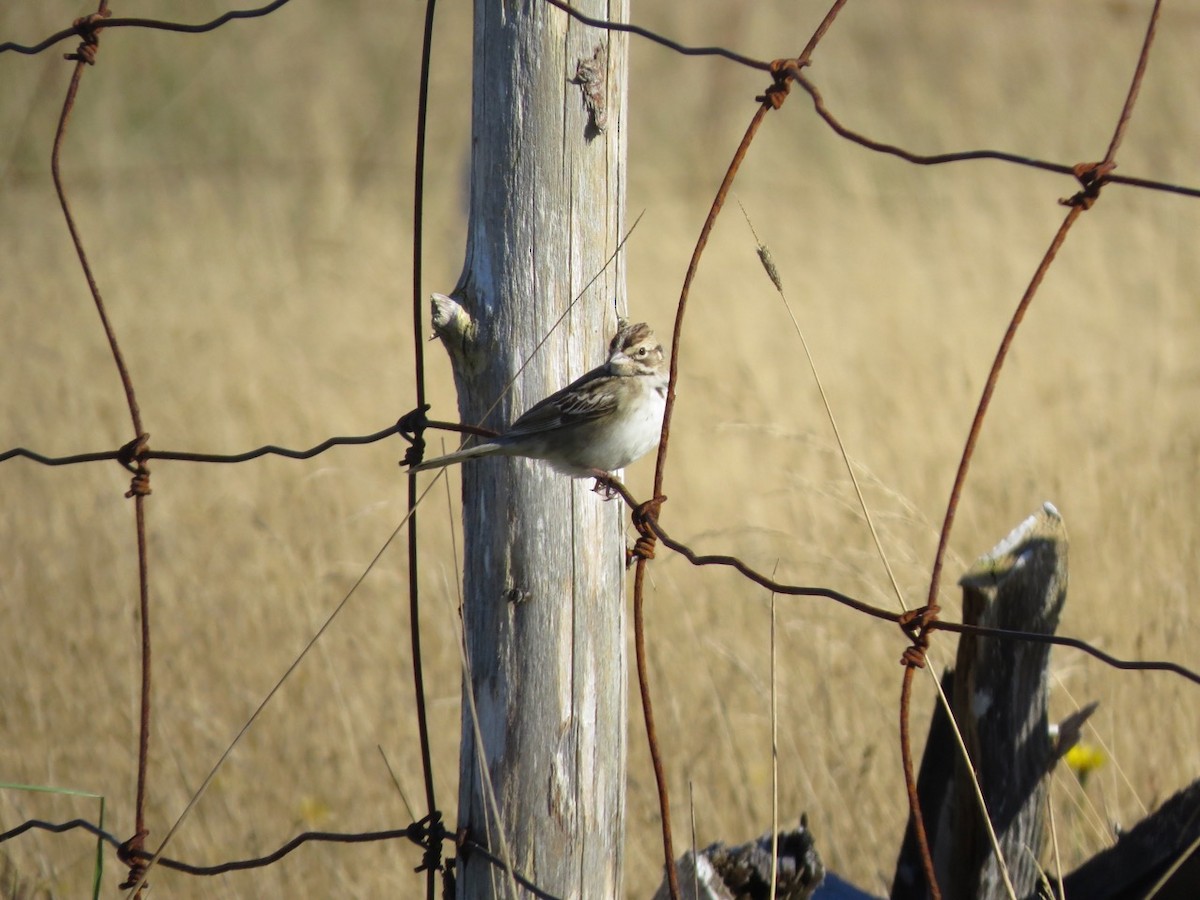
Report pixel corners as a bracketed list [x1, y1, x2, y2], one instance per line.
[571, 43, 608, 137]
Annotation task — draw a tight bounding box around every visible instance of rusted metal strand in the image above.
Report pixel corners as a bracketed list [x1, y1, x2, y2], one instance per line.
[7, 7, 1198, 199]
[0, 0, 293, 55]
[601, 476, 1200, 685]
[1, 419, 493, 467]
[634, 85, 779, 900]
[540, 0, 772, 72]
[51, 22, 139, 440]
[792, 70, 1075, 177]
[50, 5, 153, 893]
[541, 3, 1200, 199]
[408, 1, 440, 897]
[638, 77, 777, 900]
[604, 476, 900, 623]
[1103, 0, 1162, 166]
[925, 205, 1083, 612]
[925, 0, 1163, 613]
[0, 818, 559, 897]
[909, 14, 1163, 891]
[634, 83, 778, 900]
[905, 7, 1162, 871]
[631, 558, 678, 900]
[899, 665, 941, 900]
[128, 495, 152, 894]
[786, 68, 1200, 199]
[932, 621, 1200, 687]
[653, 516, 900, 622]
[797, 0, 852, 61]
[1096, 171, 1200, 198]
[636, 10, 854, 897]
[651, 104, 770, 500]
[0, 818, 425, 876]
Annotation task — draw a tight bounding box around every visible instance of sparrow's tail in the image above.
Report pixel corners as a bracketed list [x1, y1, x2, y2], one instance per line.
[408, 441, 502, 472]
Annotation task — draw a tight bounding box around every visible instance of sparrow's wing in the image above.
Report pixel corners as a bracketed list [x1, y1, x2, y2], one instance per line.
[501, 365, 618, 438]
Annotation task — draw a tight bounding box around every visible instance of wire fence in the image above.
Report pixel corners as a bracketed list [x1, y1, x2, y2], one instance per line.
[2, 1, 1198, 898]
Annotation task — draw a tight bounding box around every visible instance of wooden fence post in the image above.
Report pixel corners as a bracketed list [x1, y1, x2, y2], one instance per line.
[431, 1, 630, 897]
[894, 502, 1068, 899]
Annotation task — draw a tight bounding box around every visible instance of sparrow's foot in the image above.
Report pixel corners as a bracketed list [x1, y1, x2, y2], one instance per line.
[590, 473, 620, 500]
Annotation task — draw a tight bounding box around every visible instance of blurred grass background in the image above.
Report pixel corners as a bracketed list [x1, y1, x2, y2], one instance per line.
[2, 0, 1198, 896]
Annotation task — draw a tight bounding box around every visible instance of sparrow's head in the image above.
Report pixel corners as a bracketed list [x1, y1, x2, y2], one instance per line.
[608, 321, 666, 377]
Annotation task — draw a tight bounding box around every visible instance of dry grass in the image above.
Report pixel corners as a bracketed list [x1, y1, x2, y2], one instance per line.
[2, 0, 1199, 896]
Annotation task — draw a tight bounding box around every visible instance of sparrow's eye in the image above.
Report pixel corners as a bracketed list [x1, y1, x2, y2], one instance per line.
[636, 347, 647, 357]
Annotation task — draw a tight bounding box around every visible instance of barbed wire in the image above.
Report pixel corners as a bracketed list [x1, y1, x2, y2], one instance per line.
[2, 0, 1197, 897]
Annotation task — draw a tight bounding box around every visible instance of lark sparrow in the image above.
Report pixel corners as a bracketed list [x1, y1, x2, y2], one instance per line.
[411, 321, 668, 477]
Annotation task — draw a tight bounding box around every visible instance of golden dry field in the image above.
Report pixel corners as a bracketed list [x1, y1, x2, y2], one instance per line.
[2, 1, 1199, 897]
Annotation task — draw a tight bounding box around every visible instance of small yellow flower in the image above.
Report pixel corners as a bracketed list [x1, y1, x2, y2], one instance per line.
[1064, 743, 1106, 786]
[299, 795, 332, 828]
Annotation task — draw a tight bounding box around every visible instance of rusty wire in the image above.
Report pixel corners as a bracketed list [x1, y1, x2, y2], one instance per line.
[0, 816, 554, 895]
[783, 69, 1200, 200]
[924, 0, 1162, 618]
[0, 0, 294, 55]
[632, 65, 771, 900]
[0, 4, 1197, 188]
[1, 417, 492, 468]
[905, 2, 1165, 895]
[541, 0, 772, 72]
[406, 0, 442, 896]
[633, 4, 852, 895]
[600, 475, 1200, 685]
[47, 1, 155, 893]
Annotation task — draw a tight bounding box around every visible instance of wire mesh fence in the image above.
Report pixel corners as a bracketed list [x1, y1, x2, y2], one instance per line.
[2, 1, 1198, 897]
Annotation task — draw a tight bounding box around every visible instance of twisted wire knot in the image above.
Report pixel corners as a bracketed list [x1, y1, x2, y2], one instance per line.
[118, 433, 152, 498]
[758, 58, 803, 109]
[627, 494, 667, 565]
[412, 811, 447, 875]
[1062, 160, 1115, 210]
[898, 604, 940, 669]
[116, 829, 148, 890]
[65, 10, 111, 65]
[397, 405, 431, 468]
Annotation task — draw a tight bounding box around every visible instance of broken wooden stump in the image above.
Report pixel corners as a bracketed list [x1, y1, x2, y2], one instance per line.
[653, 818, 825, 900]
[894, 503, 1069, 900]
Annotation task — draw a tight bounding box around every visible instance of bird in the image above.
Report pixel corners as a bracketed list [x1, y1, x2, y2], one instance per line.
[410, 321, 668, 478]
